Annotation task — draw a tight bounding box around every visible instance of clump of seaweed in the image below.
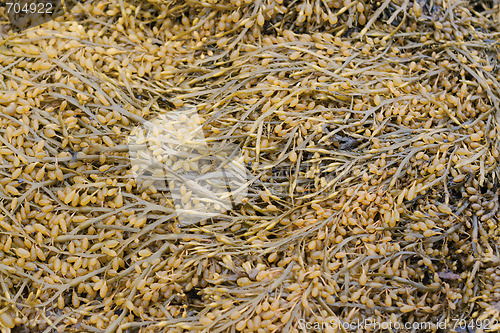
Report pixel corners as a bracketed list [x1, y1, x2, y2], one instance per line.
[0, 0, 498, 332]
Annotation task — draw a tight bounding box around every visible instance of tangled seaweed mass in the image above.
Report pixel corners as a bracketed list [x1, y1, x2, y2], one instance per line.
[0, 0, 499, 332]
